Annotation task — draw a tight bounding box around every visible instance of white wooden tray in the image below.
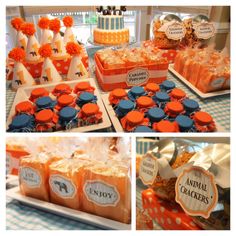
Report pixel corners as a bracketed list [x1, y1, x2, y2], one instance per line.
[168, 64, 230, 99]
[6, 78, 111, 132]
[101, 93, 225, 133]
[7, 186, 131, 230]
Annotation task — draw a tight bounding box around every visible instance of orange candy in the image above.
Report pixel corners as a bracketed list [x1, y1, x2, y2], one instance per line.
[29, 88, 49, 102]
[164, 101, 184, 117]
[144, 83, 160, 93]
[153, 120, 179, 132]
[15, 101, 35, 115]
[136, 96, 155, 109]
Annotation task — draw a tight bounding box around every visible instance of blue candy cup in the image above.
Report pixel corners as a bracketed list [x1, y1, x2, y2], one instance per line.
[36, 96, 53, 107]
[148, 108, 165, 121]
[59, 107, 77, 121]
[183, 99, 199, 111]
[176, 115, 194, 129]
[134, 126, 154, 132]
[11, 114, 32, 129]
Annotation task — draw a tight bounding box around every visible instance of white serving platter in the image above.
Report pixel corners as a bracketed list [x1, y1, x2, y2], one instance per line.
[6, 78, 111, 132]
[101, 93, 225, 133]
[7, 186, 131, 230]
[168, 64, 230, 99]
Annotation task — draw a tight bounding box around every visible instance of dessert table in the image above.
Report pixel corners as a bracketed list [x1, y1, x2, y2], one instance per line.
[6, 45, 230, 131]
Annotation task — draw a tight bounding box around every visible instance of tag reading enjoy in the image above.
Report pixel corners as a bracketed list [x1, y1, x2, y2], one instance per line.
[194, 22, 215, 39]
[165, 22, 186, 40]
[49, 175, 76, 199]
[20, 167, 41, 188]
[84, 180, 120, 207]
[126, 68, 149, 86]
[139, 153, 158, 185]
[175, 166, 218, 219]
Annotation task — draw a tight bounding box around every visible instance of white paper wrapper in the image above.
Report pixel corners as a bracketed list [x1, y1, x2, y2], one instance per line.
[51, 32, 67, 58]
[40, 29, 53, 45]
[39, 57, 62, 84]
[26, 35, 41, 62]
[16, 31, 28, 50]
[63, 27, 76, 44]
[12, 62, 35, 90]
[67, 55, 88, 80]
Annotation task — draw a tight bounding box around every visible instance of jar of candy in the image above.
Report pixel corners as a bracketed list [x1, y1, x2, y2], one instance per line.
[147, 108, 166, 124]
[152, 120, 179, 132]
[152, 14, 184, 49]
[7, 114, 35, 132]
[73, 81, 95, 96]
[192, 111, 216, 132]
[29, 88, 49, 102]
[109, 88, 128, 106]
[35, 109, 58, 132]
[58, 107, 78, 130]
[175, 115, 195, 132]
[134, 126, 155, 133]
[51, 83, 72, 97]
[78, 103, 102, 126]
[160, 80, 176, 92]
[169, 88, 187, 102]
[136, 96, 156, 113]
[35, 96, 56, 111]
[55, 94, 76, 111]
[120, 110, 149, 132]
[127, 86, 146, 101]
[144, 83, 160, 96]
[182, 99, 200, 116]
[115, 100, 135, 118]
[15, 101, 35, 116]
[164, 101, 185, 119]
[152, 92, 170, 109]
[76, 92, 97, 108]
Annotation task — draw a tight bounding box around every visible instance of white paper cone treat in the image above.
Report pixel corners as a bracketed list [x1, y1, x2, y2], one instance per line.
[66, 42, 88, 80]
[21, 22, 41, 62]
[38, 17, 53, 45]
[49, 18, 68, 60]
[8, 48, 35, 91]
[62, 16, 76, 44]
[10, 17, 28, 50]
[38, 44, 62, 84]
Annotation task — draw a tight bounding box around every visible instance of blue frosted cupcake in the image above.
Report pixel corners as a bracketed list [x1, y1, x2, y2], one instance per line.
[7, 114, 35, 132]
[58, 107, 78, 130]
[175, 115, 195, 132]
[35, 96, 56, 111]
[182, 99, 200, 116]
[134, 126, 154, 132]
[152, 92, 170, 109]
[127, 86, 146, 101]
[76, 92, 97, 108]
[115, 100, 135, 118]
[147, 108, 166, 123]
[160, 80, 176, 92]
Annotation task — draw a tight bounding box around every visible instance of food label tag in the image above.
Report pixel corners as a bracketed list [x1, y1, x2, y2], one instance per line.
[175, 166, 218, 219]
[126, 68, 149, 86]
[211, 77, 225, 88]
[194, 22, 215, 39]
[84, 180, 120, 207]
[20, 167, 41, 188]
[165, 22, 186, 40]
[139, 153, 158, 185]
[49, 175, 76, 199]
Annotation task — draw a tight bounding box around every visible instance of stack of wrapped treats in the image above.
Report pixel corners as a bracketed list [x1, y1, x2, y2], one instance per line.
[18, 137, 131, 224]
[174, 46, 230, 93]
